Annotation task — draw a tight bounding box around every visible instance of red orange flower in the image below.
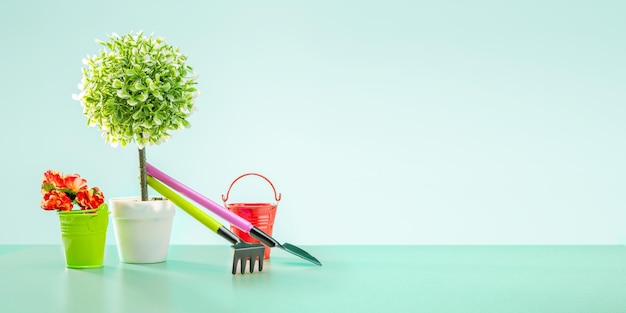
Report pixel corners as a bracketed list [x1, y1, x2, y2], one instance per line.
[76, 187, 105, 210]
[41, 170, 65, 193]
[64, 174, 88, 193]
[40, 170, 105, 211]
[41, 190, 73, 211]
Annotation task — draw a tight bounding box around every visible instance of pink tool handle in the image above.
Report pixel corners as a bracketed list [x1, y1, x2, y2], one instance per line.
[145, 163, 254, 232]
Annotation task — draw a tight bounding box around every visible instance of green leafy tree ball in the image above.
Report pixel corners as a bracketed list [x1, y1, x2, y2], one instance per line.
[74, 31, 199, 148]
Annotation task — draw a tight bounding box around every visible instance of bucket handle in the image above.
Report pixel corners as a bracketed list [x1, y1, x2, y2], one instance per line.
[222, 173, 282, 203]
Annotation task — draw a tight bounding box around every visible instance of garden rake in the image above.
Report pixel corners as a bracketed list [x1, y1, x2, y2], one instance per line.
[147, 176, 265, 274]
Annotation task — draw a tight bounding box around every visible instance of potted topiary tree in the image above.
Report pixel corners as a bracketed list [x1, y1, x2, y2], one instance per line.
[73, 31, 199, 263]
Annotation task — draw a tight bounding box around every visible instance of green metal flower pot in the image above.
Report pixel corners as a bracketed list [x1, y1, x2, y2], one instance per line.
[57, 205, 109, 268]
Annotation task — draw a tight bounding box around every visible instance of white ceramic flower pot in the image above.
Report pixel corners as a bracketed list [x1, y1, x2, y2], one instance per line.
[109, 197, 175, 263]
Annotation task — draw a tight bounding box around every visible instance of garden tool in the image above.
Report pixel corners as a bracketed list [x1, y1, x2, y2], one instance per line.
[147, 176, 265, 274]
[146, 163, 322, 266]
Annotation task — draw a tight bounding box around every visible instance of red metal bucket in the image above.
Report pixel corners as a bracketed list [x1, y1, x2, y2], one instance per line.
[222, 173, 281, 259]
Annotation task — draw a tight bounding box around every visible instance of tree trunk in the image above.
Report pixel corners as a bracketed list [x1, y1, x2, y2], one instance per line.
[138, 148, 148, 201]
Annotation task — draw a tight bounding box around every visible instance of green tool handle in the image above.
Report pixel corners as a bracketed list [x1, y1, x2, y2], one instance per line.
[147, 176, 222, 232]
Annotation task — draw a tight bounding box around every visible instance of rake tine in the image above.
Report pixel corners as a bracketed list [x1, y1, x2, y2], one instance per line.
[250, 256, 261, 273]
[240, 256, 246, 274]
[252, 251, 264, 273]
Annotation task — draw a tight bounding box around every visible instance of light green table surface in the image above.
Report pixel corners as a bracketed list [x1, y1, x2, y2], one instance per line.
[1, 245, 625, 313]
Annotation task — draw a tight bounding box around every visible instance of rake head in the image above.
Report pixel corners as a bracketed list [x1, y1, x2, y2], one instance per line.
[232, 242, 265, 275]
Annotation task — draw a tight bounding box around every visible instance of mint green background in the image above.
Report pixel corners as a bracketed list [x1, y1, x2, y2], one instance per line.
[0, 1, 624, 245]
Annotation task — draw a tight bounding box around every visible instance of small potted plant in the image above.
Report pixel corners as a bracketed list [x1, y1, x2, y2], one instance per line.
[73, 31, 199, 263]
[40, 170, 108, 268]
